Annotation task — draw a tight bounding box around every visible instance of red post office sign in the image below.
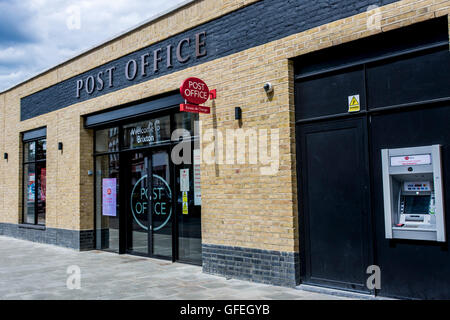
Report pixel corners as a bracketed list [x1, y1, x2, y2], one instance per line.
[180, 77, 210, 104]
[180, 103, 210, 114]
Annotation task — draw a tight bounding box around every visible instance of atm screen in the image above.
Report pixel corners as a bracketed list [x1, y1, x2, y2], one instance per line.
[403, 195, 430, 214]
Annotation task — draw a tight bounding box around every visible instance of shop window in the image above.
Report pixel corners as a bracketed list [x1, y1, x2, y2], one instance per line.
[95, 154, 120, 252]
[95, 127, 119, 153]
[22, 132, 46, 226]
[174, 112, 199, 137]
[122, 116, 171, 149]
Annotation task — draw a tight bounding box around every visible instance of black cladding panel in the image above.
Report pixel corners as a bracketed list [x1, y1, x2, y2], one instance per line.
[367, 48, 450, 109]
[295, 67, 365, 120]
[294, 17, 449, 78]
[84, 93, 183, 128]
[294, 17, 450, 121]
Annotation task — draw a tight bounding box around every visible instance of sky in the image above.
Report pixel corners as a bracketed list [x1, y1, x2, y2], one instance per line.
[0, 0, 187, 92]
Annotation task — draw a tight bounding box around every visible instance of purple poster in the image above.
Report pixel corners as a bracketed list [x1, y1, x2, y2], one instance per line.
[102, 178, 117, 216]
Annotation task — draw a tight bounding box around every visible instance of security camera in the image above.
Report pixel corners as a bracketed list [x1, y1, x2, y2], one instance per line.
[263, 82, 273, 93]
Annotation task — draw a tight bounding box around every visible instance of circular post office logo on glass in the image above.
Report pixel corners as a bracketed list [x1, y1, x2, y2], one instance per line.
[130, 174, 172, 231]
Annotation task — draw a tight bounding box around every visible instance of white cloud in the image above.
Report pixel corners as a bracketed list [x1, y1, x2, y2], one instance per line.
[0, 0, 187, 91]
[0, 70, 34, 90]
[0, 47, 27, 62]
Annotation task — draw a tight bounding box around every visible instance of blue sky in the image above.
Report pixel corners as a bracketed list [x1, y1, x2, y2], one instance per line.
[0, 0, 186, 92]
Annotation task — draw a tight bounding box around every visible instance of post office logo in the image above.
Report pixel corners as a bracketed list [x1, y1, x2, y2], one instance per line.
[130, 174, 172, 231]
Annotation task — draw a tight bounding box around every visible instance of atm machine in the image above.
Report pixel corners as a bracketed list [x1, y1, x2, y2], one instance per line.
[381, 145, 446, 242]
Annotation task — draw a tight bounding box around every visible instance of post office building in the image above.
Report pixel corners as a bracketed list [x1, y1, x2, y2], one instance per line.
[1, 0, 450, 299]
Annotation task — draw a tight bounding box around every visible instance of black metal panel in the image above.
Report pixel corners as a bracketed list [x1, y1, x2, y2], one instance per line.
[84, 93, 183, 128]
[370, 104, 450, 300]
[367, 48, 450, 110]
[294, 17, 449, 78]
[294, 16, 450, 299]
[22, 127, 47, 141]
[297, 118, 372, 292]
[295, 67, 365, 120]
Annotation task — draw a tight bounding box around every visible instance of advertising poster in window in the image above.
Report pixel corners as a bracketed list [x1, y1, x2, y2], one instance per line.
[102, 178, 117, 216]
[40, 168, 46, 201]
[27, 173, 35, 202]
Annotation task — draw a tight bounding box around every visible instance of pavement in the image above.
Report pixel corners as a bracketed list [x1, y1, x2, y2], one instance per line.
[0, 236, 353, 300]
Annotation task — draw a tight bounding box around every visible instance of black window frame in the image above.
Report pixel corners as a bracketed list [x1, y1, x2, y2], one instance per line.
[22, 128, 47, 226]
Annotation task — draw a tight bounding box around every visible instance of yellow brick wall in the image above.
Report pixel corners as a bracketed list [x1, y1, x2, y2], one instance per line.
[0, 0, 448, 253]
[0, 94, 4, 220]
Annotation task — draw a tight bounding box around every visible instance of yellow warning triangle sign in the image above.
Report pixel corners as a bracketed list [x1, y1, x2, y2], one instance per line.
[348, 95, 360, 113]
[350, 96, 359, 106]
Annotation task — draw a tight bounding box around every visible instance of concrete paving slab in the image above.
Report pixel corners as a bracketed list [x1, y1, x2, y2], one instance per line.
[0, 236, 356, 300]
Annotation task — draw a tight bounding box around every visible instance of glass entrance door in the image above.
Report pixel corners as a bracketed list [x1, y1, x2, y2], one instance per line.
[126, 147, 172, 259]
[127, 150, 149, 255]
[175, 148, 202, 263]
[151, 149, 173, 258]
[95, 111, 202, 264]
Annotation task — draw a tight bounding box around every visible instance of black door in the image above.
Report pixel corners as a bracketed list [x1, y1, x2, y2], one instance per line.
[297, 117, 373, 292]
[125, 147, 173, 259]
[370, 105, 450, 299]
